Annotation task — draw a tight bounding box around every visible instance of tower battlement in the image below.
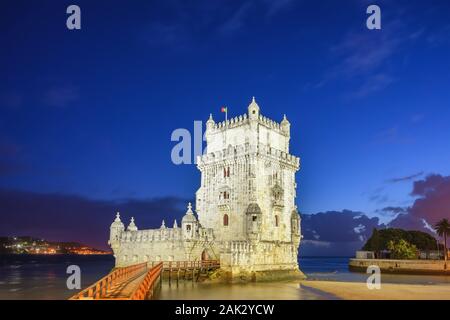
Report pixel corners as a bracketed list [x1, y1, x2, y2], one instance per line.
[211, 113, 288, 135]
[197, 143, 300, 168]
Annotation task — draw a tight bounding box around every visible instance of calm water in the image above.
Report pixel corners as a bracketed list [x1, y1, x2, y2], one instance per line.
[1, 255, 449, 300]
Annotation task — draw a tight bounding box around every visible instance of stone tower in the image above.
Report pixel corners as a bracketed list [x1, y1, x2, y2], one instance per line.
[196, 97, 302, 277]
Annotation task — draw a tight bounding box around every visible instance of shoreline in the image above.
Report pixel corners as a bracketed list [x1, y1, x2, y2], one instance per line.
[300, 280, 450, 300]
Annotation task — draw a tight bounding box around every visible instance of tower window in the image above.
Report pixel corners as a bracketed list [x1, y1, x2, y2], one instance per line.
[223, 214, 229, 226]
[220, 191, 230, 200]
[275, 215, 279, 227]
[252, 215, 257, 222]
[186, 225, 191, 231]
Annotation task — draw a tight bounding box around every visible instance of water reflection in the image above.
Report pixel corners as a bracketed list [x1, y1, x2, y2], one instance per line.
[158, 280, 336, 300]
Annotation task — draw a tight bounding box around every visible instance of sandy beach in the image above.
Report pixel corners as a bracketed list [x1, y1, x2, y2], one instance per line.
[301, 280, 450, 300]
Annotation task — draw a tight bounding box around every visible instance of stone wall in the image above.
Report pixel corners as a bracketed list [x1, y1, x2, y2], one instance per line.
[349, 258, 450, 275]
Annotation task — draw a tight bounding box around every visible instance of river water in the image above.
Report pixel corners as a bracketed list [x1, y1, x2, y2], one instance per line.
[1, 255, 449, 300]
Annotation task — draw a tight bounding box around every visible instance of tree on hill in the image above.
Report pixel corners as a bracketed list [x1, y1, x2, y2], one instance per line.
[387, 239, 417, 260]
[363, 228, 437, 258]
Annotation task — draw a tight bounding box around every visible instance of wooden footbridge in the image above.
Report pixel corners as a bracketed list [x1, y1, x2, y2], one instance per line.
[69, 260, 220, 300]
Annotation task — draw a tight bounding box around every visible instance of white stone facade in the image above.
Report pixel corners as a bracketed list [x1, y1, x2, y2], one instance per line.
[109, 97, 303, 277]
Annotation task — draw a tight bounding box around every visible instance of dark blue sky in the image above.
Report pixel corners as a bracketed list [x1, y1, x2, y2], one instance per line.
[1, 0, 450, 253]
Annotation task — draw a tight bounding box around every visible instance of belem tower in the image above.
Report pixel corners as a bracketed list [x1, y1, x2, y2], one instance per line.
[109, 97, 304, 280]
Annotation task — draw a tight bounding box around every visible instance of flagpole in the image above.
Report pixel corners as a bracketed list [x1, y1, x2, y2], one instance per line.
[221, 106, 228, 129]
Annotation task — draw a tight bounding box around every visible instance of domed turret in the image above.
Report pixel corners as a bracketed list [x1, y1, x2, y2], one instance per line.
[109, 212, 125, 246]
[111, 212, 124, 228]
[248, 96, 260, 120]
[182, 202, 197, 223]
[127, 217, 138, 232]
[182, 202, 198, 239]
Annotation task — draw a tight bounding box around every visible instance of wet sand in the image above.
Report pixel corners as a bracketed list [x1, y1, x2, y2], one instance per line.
[301, 280, 450, 300]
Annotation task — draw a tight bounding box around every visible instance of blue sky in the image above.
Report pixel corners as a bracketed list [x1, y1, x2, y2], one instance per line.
[1, 0, 450, 252]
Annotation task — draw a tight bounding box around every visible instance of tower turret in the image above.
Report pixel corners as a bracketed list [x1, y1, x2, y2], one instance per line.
[109, 212, 124, 247]
[248, 96, 260, 120]
[206, 113, 215, 131]
[127, 217, 138, 232]
[181, 202, 198, 240]
[281, 114, 290, 136]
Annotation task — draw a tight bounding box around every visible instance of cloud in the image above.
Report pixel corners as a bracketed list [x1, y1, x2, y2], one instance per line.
[374, 125, 416, 145]
[315, 13, 426, 98]
[365, 186, 389, 204]
[263, 0, 294, 16]
[0, 188, 191, 250]
[330, 32, 399, 79]
[347, 73, 395, 99]
[302, 210, 382, 244]
[300, 210, 397, 256]
[386, 171, 424, 183]
[389, 174, 450, 234]
[140, 0, 295, 49]
[377, 206, 408, 216]
[368, 193, 389, 204]
[43, 85, 79, 108]
[218, 2, 253, 35]
[300, 240, 369, 257]
[301, 239, 331, 248]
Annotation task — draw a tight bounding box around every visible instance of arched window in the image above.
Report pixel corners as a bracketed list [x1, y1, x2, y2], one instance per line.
[223, 214, 229, 226]
[275, 215, 279, 227]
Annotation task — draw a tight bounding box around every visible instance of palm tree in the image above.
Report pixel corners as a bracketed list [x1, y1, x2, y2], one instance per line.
[434, 218, 450, 268]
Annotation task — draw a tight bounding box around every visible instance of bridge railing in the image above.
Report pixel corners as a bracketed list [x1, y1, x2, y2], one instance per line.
[158, 260, 220, 270]
[69, 262, 147, 300]
[130, 262, 163, 300]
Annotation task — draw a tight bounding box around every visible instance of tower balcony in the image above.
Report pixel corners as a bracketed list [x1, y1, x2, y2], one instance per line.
[218, 198, 231, 209]
[272, 199, 284, 209]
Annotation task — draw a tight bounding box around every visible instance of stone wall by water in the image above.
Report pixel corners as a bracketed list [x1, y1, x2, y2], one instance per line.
[349, 258, 449, 275]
